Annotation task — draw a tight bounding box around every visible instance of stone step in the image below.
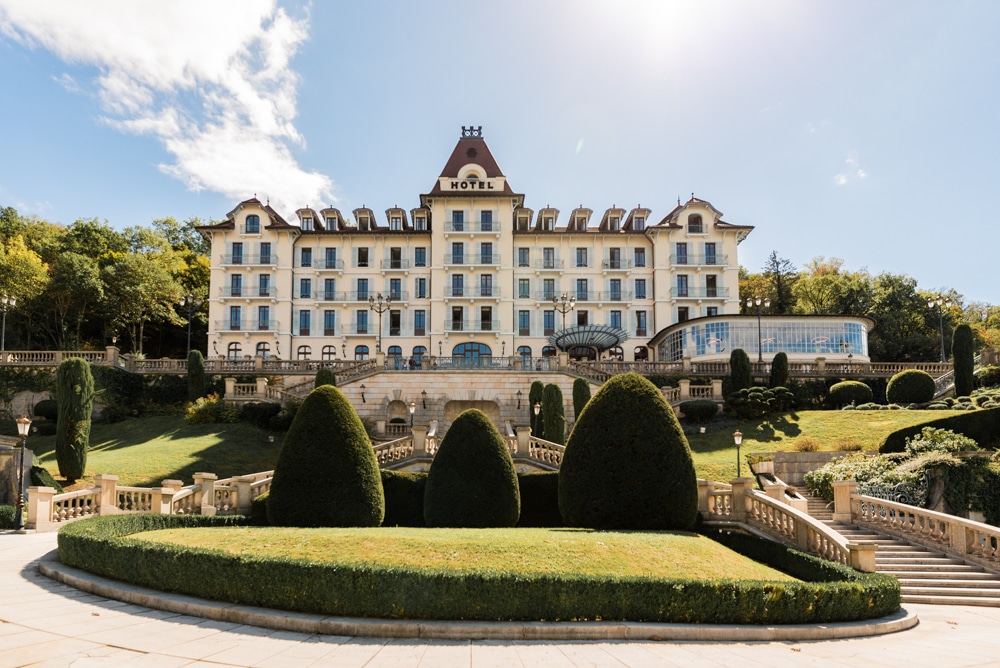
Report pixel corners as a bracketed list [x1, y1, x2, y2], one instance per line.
[902, 594, 1000, 606]
[881, 564, 985, 574]
[898, 578, 1000, 589]
[901, 585, 1000, 597]
[889, 570, 998, 580]
[877, 557, 968, 566]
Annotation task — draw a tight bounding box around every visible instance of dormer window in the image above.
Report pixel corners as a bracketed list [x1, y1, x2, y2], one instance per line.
[359, 216, 371, 231]
[414, 216, 426, 231]
[576, 217, 586, 231]
[634, 216, 645, 231]
[610, 216, 620, 231]
[325, 216, 338, 230]
[245, 215, 260, 234]
[302, 217, 313, 231]
[543, 217, 554, 231]
[390, 216, 402, 231]
[517, 217, 529, 231]
[689, 214, 704, 234]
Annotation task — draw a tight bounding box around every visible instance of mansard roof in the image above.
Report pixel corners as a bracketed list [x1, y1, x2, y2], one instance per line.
[425, 126, 518, 198]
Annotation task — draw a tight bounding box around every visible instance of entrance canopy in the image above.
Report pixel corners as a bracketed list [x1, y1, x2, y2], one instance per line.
[548, 325, 629, 353]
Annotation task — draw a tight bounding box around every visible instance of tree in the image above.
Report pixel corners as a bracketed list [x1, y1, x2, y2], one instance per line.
[267, 385, 384, 527]
[187, 350, 205, 402]
[762, 251, 798, 314]
[423, 408, 520, 528]
[0, 235, 48, 301]
[153, 216, 212, 256]
[542, 383, 566, 445]
[953, 324, 975, 397]
[768, 351, 789, 388]
[100, 253, 183, 355]
[528, 380, 544, 437]
[55, 358, 94, 482]
[45, 252, 103, 349]
[61, 218, 128, 261]
[315, 368, 336, 387]
[559, 373, 698, 530]
[729, 348, 753, 392]
[867, 274, 940, 362]
[572, 377, 591, 422]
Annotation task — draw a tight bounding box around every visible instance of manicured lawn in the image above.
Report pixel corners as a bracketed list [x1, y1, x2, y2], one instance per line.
[132, 526, 797, 581]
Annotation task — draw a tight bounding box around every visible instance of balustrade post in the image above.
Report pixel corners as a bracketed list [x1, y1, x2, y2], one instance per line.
[224, 377, 236, 399]
[848, 542, 877, 572]
[516, 426, 532, 457]
[104, 345, 118, 367]
[235, 476, 255, 515]
[815, 357, 826, 373]
[711, 379, 724, 401]
[764, 482, 787, 503]
[94, 474, 120, 516]
[255, 377, 268, 398]
[832, 480, 857, 522]
[558, 351, 569, 370]
[193, 472, 218, 516]
[152, 487, 176, 514]
[730, 477, 753, 522]
[376, 419, 386, 436]
[254, 355, 264, 371]
[412, 426, 428, 456]
[678, 379, 691, 401]
[697, 479, 714, 516]
[26, 486, 55, 532]
[948, 521, 970, 556]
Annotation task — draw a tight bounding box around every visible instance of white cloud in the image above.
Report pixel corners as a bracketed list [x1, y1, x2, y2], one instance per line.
[834, 154, 868, 186]
[0, 0, 333, 220]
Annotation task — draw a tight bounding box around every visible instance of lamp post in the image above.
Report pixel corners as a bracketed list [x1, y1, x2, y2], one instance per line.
[928, 294, 952, 363]
[368, 293, 392, 354]
[408, 401, 416, 431]
[516, 389, 522, 410]
[179, 293, 202, 356]
[745, 296, 771, 363]
[360, 384, 366, 403]
[14, 415, 31, 530]
[733, 430, 743, 478]
[1, 294, 15, 353]
[341, 342, 347, 359]
[552, 293, 577, 331]
[533, 401, 541, 436]
[421, 389, 427, 409]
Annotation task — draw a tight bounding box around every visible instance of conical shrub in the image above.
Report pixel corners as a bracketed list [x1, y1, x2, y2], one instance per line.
[424, 409, 520, 528]
[559, 372, 698, 530]
[267, 385, 384, 527]
[542, 383, 566, 445]
[572, 377, 591, 421]
[187, 350, 205, 402]
[55, 358, 94, 482]
[315, 368, 336, 388]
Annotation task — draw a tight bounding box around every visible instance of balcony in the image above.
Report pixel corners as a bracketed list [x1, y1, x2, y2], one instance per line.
[670, 287, 730, 299]
[319, 259, 344, 270]
[443, 319, 497, 332]
[597, 290, 633, 302]
[221, 286, 277, 298]
[252, 319, 279, 332]
[221, 253, 277, 266]
[216, 319, 283, 332]
[669, 253, 729, 266]
[380, 259, 411, 270]
[534, 290, 558, 301]
[445, 253, 501, 266]
[533, 258, 563, 270]
[574, 291, 598, 302]
[239, 223, 261, 234]
[602, 259, 634, 270]
[444, 286, 501, 298]
[444, 221, 501, 233]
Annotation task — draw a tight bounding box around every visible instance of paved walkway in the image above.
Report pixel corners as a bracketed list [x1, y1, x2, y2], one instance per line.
[2, 531, 999, 667]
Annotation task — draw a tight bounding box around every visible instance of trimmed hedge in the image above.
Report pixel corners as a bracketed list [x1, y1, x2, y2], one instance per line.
[542, 383, 566, 445]
[516, 471, 562, 528]
[768, 352, 789, 389]
[678, 399, 718, 423]
[729, 348, 753, 392]
[315, 368, 336, 388]
[828, 381, 873, 407]
[528, 380, 544, 437]
[953, 324, 975, 397]
[0, 505, 14, 529]
[30, 466, 64, 494]
[248, 491, 269, 526]
[239, 401, 282, 429]
[572, 377, 591, 422]
[381, 470, 427, 527]
[886, 369, 935, 405]
[55, 357, 94, 482]
[187, 350, 205, 402]
[57, 515, 900, 624]
[879, 407, 1000, 453]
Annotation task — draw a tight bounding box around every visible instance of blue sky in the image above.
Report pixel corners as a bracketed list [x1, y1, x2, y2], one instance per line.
[0, 1, 997, 304]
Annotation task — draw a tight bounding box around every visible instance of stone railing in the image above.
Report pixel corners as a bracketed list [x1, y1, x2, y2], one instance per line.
[372, 436, 414, 467]
[383, 422, 411, 438]
[700, 478, 876, 572]
[526, 435, 565, 468]
[834, 480, 1000, 573]
[1, 348, 118, 367]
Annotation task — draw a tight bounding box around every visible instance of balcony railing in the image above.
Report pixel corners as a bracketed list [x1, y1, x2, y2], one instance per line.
[444, 221, 501, 232]
[443, 319, 497, 332]
[380, 259, 411, 270]
[221, 254, 277, 265]
[444, 253, 501, 265]
[240, 223, 261, 234]
[217, 319, 280, 332]
[533, 258, 563, 270]
[669, 253, 729, 266]
[670, 287, 730, 299]
[601, 259, 634, 270]
[597, 290, 633, 301]
[319, 259, 344, 270]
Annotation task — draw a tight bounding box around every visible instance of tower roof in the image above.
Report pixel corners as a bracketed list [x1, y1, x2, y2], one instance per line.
[425, 126, 517, 197]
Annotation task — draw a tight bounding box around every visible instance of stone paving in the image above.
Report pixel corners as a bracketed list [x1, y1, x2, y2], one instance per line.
[2, 531, 999, 667]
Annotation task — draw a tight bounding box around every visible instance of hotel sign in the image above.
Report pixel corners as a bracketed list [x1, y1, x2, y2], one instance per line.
[447, 179, 496, 191]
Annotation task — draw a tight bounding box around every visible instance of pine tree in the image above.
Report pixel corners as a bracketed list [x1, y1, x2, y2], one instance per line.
[55, 358, 94, 482]
[542, 383, 566, 445]
[572, 377, 591, 422]
[952, 324, 975, 397]
[187, 349, 205, 402]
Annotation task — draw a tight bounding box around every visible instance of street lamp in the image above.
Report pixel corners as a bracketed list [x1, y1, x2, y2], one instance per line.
[516, 389, 522, 410]
[421, 389, 427, 409]
[14, 415, 31, 530]
[733, 430, 743, 478]
[552, 293, 577, 331]
[927, 294, 952, 363]
[745, 296, 771, 363]
[179, 293, 203, 356]
[360, 384, 366, 403]
[1, 294, 16, 353]
[533, 401, 541, 436]
[368, 293, 392, 353]
[341, 342, 347, 359]
[408, 401, 416, 431]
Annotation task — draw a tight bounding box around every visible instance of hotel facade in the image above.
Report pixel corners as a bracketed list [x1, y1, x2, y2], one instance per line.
[198, 127, 755, 365]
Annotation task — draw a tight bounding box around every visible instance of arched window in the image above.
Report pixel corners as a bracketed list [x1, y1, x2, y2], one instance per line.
[354, 345, 370, 360]
[517, 345, 532, 361]
[387, 345, 403, 369]
[542, 346, 557, 357]
[321, 345, 337, 361]
[451, 342, 491, 367]
[634, 346, 649, 361]
[255, 342, 270, 359]
[688, 214, 703, 234]
[296, 345, 311, 360]
[412, 346, 427, 369]
[245, 214, 260, 233]
[608, 345, 623, 361]
[227, 342, 242, 359]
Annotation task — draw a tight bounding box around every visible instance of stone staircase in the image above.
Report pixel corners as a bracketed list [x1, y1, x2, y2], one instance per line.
[792, 487, 1000, 606]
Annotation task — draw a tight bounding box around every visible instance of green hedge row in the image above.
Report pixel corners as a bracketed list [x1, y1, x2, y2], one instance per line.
[0, 505, 14, 529]
[58, 515, 900, 624]
[879, 407, 1000, 453]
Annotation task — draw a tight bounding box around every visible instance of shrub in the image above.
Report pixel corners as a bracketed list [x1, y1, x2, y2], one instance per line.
[187, 350, 205, 402]
[517, 471, 562, 528]
[729, 348, 753, 393]
[905, 427, 980, 456]
[559, 372, 698, 530]
[541, 383, 565, 445]
[102, 404, 127, 424]
[184, 393, 240, 424]
[828, 380, 873, 408]
[33, 398, 57, 421]
[679, 399, 718, 423]
[30, 465, 63, 493]
[952, 324, 975, 397]
[315, 368, 336, 388]
[528, 380, 544, 437]
[879, 408, 1000, 453]
[768, 351, 789, 388]
[0, 505, 14, 529]
[144, 374, 189, 406]
[55, 357, 94, 482]
[794, 436, 821, 452]
[248, 491, 269, 526]
[726, 386, 793, 420]
[803, 452, 904, 501]
[239, 401, 282, 429]
[424, 409, 520, 528]
[572, 377, 591, 421]
[977, 365, 1000, 389]
[380, 470, 427, 527]
[268, 385, 384, 527]
[886, 369, 935, 405]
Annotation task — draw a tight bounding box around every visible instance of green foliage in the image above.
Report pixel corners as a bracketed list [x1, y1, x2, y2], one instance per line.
[33, 398, 58, 421]
[953, 323, 975, 397]
[239, 401, 282, 429]
[248, 491, 270, 526]
[55, 357, 94, 482]
[977, 365, 1000, 389]
[804, 453, 905, 502]
[90, 365, 143, 410]
[528, 380, 544, 436]
[541, 383, 566, 445]
[726, 386, 795, 420]
[0, 367, 54, 418]
[904, 426, 981, 456]
[679, 399, 718, 423]
[143, 374, 189, 407]
[768, 352, 789, 388]
[729, 348, 753, 392]
[879, 407, 1000, 453]
[314, 368, 336, 388]
[516, 472, 562, 527]
[30, 465, 63, 493]
[268, 385, 384, 527]
[381, 470, 428, 527]
[828, 381, 873, 407]
[0, 505, 14, 529]
[267, 397, 301, 431]
[643, 374, 688, 389]
[187, 350, 205, 402]
[559, 372, 698, 530]
[886, 369, 935, 405]
[572, 377, 591, 421]
[184, 394, 239, 424]
[424, 409, 520, 528]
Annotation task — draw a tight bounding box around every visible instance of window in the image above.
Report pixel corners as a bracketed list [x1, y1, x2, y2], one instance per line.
[257, 305, 269, 330]
[387, 346, 402, 363]
[607, 248, 621, 269]
[324, 310, 336, 335]
[297, 345, 311, 360]
[259, 242, 271, 264]
[256, 342, 270, 358]
[517, 345, 532, 361]
[636, 311, 647, 336]
[323, 278, 336, 300]
[480, 242, 493, 264]
[356, 310, 368, 334]
[298, 309, 311, 336]
[452, 210, 464, 231]
[576, 247, 588, 268]
[451, 242, 464, 264]
[634, 215, 645, 231]
[414, 247, 426, 267]
[705, 242, 717, 265]
[451, 306, 464, 331]
[245, 215, 259, 233]
[706, 306, 718, 317]
[227, 342, 242, 359]
[675, 243, 688, 265]
[358, 216, 371, 231]
[610, 310, 622, 329]
[480, 306, 493, 331]
[577, 310, 589, 326]
[357, 278, 368, 301]
[451, 274, 464, 297]
[706, 275, 718, 298]
[677, 275, 689, 298]
[414, 216, 426, 231]
[576, 278, 588, 301]
[518, 279, 530, 299]
[415, 277, 427, 299]
[414, 310, 426, 336]
[390, 247, 402, 269]
[517, 216, 529, 231]
[635, 279, 646, 299]
[634, 248, 646, 268]
[634, 346, 648, 361]
[543, 247, 555, 269]
[678, 307, 690, 323]
[610, 279, 622, 301]
[689, 214, 703, 234]
[357, 247, 369, 268]
[543, 310, 555, 336]
[542, 216, 554, 231]
[390, 216, 401, 231]
[389, 278, 402, 300]
[354, 345, 369, 360]
[519, 310, 530, 336]
[300, 247, 312, 268]
[325, 216, 338, 230]
[322, 345, 336, 360]
[325, 247, 337, 269]
[258, 274, 269, 297]
[230, 274, 242, 297]
[299, 278, 311, 299]
[302, 216, 313, 231]
[480, 274, 493, 297]
[389, 310, 401, 336]
[542, 346, 557, 357]
[609, 216, 620, 231]
[412, 346, 427, 365]
[518, 247, 530, 267]
[481, 210, 493, 231]
[229, 305, 241, 330]
[543, 279, 555, 300]
[231, 242, 243, 264]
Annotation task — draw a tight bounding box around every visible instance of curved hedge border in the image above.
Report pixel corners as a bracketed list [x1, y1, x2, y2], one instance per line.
[879, 407, 1000, 452]
[58, 515, 899, 625]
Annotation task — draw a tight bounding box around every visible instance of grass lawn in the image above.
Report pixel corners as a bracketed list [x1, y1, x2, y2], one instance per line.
[131, 526, 797, 581]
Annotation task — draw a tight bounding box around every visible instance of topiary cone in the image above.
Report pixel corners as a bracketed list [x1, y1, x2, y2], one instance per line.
[267, 385, 384, 527]
[559, 372, 698, 530]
